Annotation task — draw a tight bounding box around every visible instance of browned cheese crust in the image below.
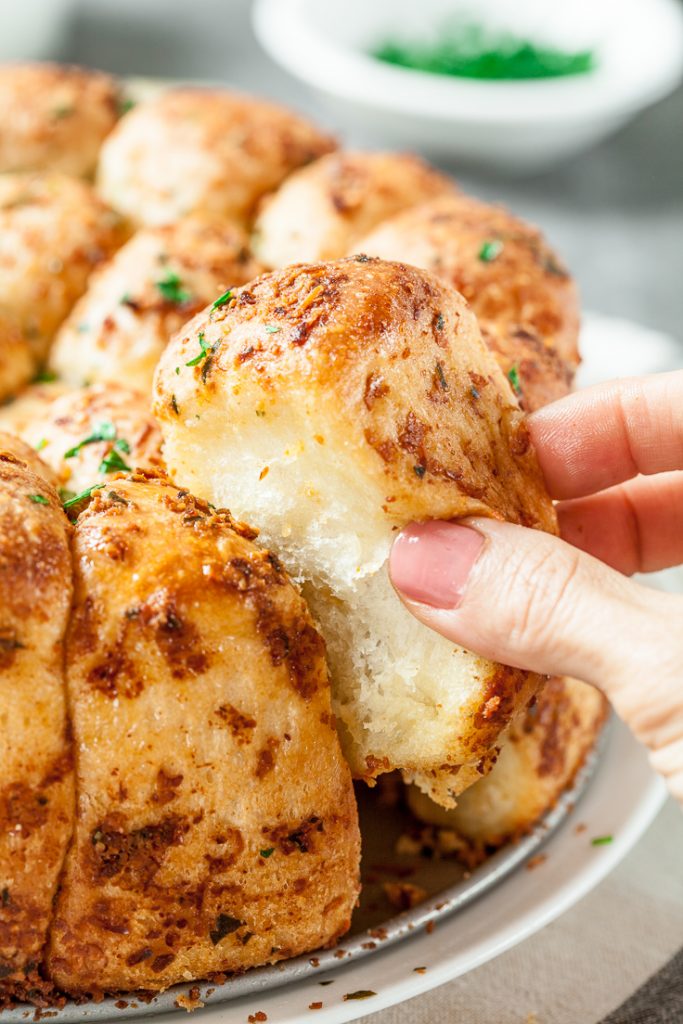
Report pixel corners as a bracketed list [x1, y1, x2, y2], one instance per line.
[51, 218, 263, 395]
[355, 193, 580, 412]
[156, 256, 556, 532]
[97, 88, 336, 228]
[0, 173, 128, 398]
[0, 63, 121, 178]
[408, 676, 609, 847]
[47, 474, 360, 994]
[0, 434, 73, 1006]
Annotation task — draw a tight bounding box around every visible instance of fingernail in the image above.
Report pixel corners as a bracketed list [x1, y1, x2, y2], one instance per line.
[389, 521, 484, 609]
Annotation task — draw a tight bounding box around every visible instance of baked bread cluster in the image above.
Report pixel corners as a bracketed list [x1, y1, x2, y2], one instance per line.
[0, 61, 604, 1006]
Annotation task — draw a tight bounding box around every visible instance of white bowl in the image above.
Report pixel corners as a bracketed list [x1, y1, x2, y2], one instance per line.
[0, 0, 75, 62]
[253, 0, 683, 172]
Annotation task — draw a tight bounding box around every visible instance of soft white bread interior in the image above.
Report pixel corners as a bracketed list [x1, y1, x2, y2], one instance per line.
[0, 434, 73, 1006]
[253, 150, 455, 269]
[47, 473, 360, 994]
[154, 257, 557, 806]
[408, 676, 608, 846]
[50, 218, 262, 397]
[355, 193, 580, 413]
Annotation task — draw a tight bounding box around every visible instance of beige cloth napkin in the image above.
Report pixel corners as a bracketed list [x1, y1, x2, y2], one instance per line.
[359, 798, 683, 1024]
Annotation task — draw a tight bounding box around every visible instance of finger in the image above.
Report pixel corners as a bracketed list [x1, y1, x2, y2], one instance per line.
[388, 517, 673, 687]
[557, 471, 683, 575]
[529, 371, 683, 499]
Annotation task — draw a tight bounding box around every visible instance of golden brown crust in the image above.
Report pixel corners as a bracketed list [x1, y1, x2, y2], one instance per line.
[0, 173, 128, 385]
[0, 63, 121, 178]
[0, 438, 73, 1005]
[254, 150, 456, 267]
[156, 257, 556, 533]
[355, 194, 580, 412]
[97, 87, 336, 228]
[24, 384, 164, 496]
[0, 382, 71, 442]
[51, 218, 263, 395]
[47, 473, 360, 994]
[408, 677, 609, 845]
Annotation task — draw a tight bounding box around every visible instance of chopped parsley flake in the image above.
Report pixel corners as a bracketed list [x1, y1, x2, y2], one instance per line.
[435, 313, 445, 331]
[175, 366, 180, 375]
[209, 914, 243, 945]
[62, 483, 104, 513]
[118, 96, 136, 116]
[265, 325, 281, 334]
[186, 332, 212, 367]
[479, 239, 504, 262]
[156, 269, 192, 305]
[413, 464, 426, 478]
[32, 368, 57, 384]
[471, 385, 480, 399]
[35, 438, 48, 452]
[64, 421, 117, 459]
[211, 288, 233, 311]
[98, 448, 131, 474]
[591, 835, 613, 846]
[343, 991, 377, 1001]
[435, 361, 448, 390]
[507, 364, 522, 394]
[171, 394, 179, 415]
[259, 848, 275, 859]
[29, 494, 49, 505]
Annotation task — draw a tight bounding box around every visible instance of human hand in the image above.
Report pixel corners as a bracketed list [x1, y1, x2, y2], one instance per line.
[389, 371, 683, 800]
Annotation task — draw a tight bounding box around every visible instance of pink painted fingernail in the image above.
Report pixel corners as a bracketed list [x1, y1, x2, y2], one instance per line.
[389, 521, 484, 609]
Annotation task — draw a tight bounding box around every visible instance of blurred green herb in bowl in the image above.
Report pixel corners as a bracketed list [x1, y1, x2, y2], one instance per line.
[373, 21, 597, 80]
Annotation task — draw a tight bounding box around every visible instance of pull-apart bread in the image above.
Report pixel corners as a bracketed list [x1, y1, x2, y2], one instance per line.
[47, 474, 360, 995]
[0, 435, 73, 1006]
[154, 257, 557, 808]
[355, 193, 580, 412]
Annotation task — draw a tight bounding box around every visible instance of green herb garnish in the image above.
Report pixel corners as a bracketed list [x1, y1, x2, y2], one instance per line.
[209, 914, 243, 945]
[435, 313, 445, 331]
[118, 96, 136, 116]
[186, 332, 211, 367]
[507, 364, 521, 394]
[62, 484, 105, 513]
[265, 325, 281, 334]
[35, 439, 48, 452]
[591, 835, 613, 846]
[99, 448, 131, 474]
[435, 361, 448, 390]
[479, 239, 504, 262]
[29, 494, 49, 505]
[373, 22, 596, 80]
[32, 368, 57, 384]
[211, 288, 233, 311]
[64, 421, 116, 459]
[343, 991, 377, 1001]
[413, 464, 426, 478]
[156, 269, 192, 305]
[259, 848, 275, 859]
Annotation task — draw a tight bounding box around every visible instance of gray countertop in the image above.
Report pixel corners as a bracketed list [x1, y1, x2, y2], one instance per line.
[65, 0, 683, 344]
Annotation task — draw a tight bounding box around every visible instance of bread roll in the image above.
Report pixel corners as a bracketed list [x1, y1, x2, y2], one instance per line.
[0, 173, 127, 393]
[154, 257, 557, 806]
[0, 63, 120, 178]
[254, 151, 455, 268]
[0, 435, 73, 1006]
[50, 219, 262, 396]
[355, 194, 580, 412]
[97, 88, 335, 228]
[408, 677, 608, 847]
[0, 315, 33, 405]
[0, 381, 70, 442]
[47, 473, 360, 994]
[21, 383, 163, 499]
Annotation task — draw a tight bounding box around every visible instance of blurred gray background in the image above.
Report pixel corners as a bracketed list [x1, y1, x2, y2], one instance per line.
[61, 0, 682, 341]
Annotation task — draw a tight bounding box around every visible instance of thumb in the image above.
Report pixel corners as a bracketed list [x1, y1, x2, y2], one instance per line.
[389, 518, 683, 802]
[388, 517, 675, 698]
